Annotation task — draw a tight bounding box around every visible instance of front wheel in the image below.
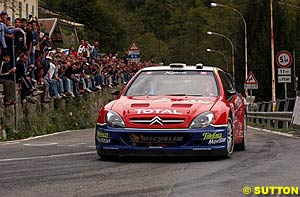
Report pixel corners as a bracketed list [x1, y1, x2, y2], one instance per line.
[225, 118, 234, 158]
[97, 150, 119, 161]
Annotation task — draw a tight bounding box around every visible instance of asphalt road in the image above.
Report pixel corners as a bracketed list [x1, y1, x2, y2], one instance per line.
[0, 127, 299, 197]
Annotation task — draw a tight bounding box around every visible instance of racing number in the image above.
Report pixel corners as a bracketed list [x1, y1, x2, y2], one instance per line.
[280, 56, 289, 64]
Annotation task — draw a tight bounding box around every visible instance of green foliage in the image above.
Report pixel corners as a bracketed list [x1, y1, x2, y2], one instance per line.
[38, 0, 300, 101]
[1, 90, 115, 141]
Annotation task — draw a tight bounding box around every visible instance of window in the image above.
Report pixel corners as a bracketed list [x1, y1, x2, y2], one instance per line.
[32, 5, 35, 16]
[218, 71, 231, 97]
[125, 70, 219, 97]
[4, 0, 7, 9]
[26, 4, 29, 19]
[19, 2, 22, 18]
[11, 1, 15, 21]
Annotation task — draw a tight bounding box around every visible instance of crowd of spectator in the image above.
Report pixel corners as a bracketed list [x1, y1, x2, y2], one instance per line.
[0, 10, 159, 106]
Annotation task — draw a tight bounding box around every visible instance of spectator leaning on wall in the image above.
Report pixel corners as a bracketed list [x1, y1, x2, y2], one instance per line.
[0, 54, 16, 105]
[0, 9, 162, 109]
[0, 10, 24, 60]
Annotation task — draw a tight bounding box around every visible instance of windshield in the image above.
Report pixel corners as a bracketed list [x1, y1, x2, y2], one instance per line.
[125, 70, 219, 97]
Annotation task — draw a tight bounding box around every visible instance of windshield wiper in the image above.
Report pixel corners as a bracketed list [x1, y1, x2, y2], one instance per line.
[131, 94, 157, 96]
[164, 94, 203, 96]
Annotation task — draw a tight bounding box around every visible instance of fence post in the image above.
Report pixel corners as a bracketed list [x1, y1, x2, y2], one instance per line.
[273, 100, 281, 128]
[266, 102, 272, 127]
[283, 99, 290, 128]
[255, 102, 262, 124]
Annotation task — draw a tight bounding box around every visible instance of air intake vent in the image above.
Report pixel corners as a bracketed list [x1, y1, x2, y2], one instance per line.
[169, 63, 186, 68]
[196, 63, 203, 69]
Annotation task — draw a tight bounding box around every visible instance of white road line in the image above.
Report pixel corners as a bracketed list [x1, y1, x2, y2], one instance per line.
[0, 141, 21, 145]
[67, 143, 87, 147]
[249, 126, 299, 138]
[0, 151, 96, 162]
[23, 143, 58, 146]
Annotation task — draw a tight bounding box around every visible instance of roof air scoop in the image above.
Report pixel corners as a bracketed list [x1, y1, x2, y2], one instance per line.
[169, 63, 186, 68]
[196, 63, 203, 69]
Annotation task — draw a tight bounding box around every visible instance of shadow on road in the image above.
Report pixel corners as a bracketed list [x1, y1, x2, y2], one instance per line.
[97, 156, 227, 163]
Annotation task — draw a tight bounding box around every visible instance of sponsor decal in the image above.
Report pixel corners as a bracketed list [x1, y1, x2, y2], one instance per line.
[97, 132, 109, 138]
[180, 100, 213, 104]
[98, 138, 111, 144]
[97, 131, 111, 144]
[164, 71, 187, 75]
[152, 98, 172, 103]
[136, 109, 182, 114]
[202, 132, 223, 140]
[129, 133, 183, 144]
[150, 97, 213, 104]
[208, 138, 226, 145]
[103, 147, 118, 150]
[193, 147, 212, 150]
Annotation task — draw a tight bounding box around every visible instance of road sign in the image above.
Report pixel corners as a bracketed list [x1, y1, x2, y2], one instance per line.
[128, 41, 140, 51]
[244, 72, 258, 89]
[128, 41, 140, 62]
[278, 68, 291, 76]
[128, 51, 140, 62]
[245, 72, 258, 84]
[276, 50, 292, 68]
[291, 96, 300, 127]
[278, 75, 292, 83]
[244, 84, 258, 89]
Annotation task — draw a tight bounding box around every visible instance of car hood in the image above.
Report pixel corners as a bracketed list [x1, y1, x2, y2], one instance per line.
[110, 96, 219, 129]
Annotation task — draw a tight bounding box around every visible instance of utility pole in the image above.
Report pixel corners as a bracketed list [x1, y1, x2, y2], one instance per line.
[12, 39, 17, 131]
[294, 50, 299, 96]
[270, 0, 276, 111]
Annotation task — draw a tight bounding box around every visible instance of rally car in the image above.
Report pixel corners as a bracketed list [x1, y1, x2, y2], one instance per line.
[95, 63, 247, 159]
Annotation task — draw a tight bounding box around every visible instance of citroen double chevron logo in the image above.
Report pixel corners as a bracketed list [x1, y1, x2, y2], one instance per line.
[150, 116, 163, 125]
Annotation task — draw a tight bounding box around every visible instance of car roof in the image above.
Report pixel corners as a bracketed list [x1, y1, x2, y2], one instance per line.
[141, 64, 221, 72]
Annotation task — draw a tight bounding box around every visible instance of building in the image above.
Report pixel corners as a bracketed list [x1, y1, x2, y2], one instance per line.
[1, 1, 83, 47]
[38, 8, 84, 47]
[0, 0, 38, 21]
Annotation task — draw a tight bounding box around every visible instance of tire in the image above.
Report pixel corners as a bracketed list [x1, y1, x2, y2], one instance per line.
[236, 111, 247, 151]
[97, 150, 119, 161]
[225, 118, 234, 158]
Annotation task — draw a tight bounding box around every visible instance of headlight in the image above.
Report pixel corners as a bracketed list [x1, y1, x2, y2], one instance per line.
[106, 111, 125, 128]
[189, 111, 214, 128]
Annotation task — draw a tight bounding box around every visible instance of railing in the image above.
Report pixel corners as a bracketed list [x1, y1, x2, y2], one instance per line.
[247, 98, 295, 129]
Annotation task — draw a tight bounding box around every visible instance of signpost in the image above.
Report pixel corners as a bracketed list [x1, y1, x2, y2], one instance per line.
[276, 50, 292, 99]
[244, 71, 258, 106]
[128, 41, 140, 62]
[291, 96, 300, 133]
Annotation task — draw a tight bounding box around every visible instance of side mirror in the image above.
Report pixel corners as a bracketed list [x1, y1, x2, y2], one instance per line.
[111, 90, 120, 96]
[227, 89, 236, 96]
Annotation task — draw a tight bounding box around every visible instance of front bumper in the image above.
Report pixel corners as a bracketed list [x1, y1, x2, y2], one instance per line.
[95, 124, 228, 157]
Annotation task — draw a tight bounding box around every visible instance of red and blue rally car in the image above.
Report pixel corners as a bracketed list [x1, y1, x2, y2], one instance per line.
[95, 63, 247, 159]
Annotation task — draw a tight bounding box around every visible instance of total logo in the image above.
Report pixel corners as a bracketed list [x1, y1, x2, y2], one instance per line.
[136, 109, 182, 114]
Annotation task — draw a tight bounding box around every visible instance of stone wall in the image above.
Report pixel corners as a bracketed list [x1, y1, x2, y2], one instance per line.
[0, 85, 117, 140]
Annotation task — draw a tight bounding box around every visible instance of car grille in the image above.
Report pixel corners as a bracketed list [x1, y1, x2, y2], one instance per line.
[130, 117, 185, 125]
[122, 133, 191, 147]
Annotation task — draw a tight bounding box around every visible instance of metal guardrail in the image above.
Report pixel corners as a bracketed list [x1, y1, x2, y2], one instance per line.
[247, 98, 295, 129]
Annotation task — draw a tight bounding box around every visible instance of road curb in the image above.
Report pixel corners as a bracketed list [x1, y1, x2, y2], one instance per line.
[0, 128, 93, 145]
[249, 126, 299, 139]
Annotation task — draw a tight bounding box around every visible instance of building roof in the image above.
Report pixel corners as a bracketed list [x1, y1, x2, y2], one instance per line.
[38, 18, 58, 38]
